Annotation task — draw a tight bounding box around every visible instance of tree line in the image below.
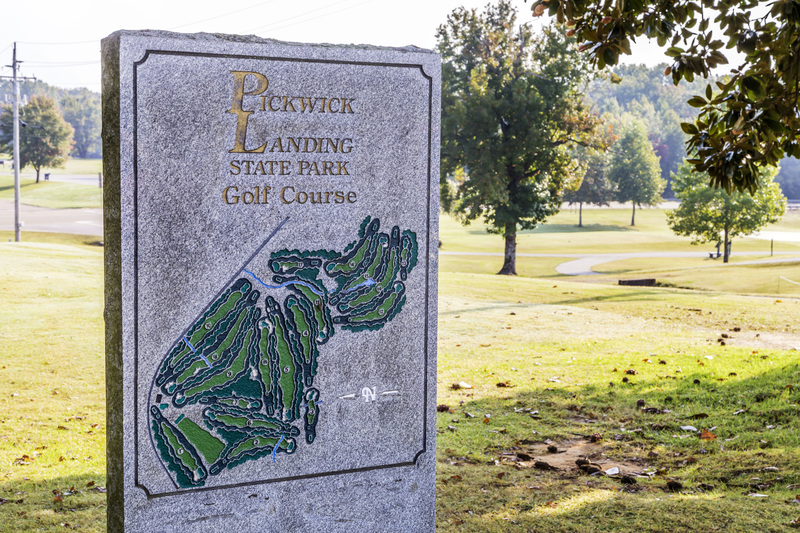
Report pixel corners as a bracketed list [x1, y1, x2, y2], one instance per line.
[0, 80, 100, 161]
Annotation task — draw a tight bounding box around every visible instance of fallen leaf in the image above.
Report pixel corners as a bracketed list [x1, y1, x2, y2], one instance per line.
[700, 429, 717, 440]
[679, 426, 698, 432]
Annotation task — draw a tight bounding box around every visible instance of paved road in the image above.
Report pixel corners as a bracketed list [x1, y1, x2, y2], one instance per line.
[0, 199, 103, 237]
[441, 250, 800, 276]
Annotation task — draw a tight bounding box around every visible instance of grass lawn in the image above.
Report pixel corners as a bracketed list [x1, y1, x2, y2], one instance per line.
[440, 208, 800, 255]
[0, 158, 103, 209]
[0, 238, 105, 532]
[3, 233, 800, 531]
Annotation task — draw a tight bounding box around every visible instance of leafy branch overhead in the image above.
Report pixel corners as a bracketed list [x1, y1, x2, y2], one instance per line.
[530, 0, 800, 194]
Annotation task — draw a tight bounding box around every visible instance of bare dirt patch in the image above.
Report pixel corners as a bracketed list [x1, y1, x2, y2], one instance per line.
[500, 439, 648, 477]
[715, 330, 800, 351]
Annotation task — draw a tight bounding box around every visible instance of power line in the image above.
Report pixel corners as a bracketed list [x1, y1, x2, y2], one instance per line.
[246, 0, 357, 33]
[169, 0, 280, 30]
[23, 61, 100, 68]
[263, 0, 379, 33]
[17, 39, 99, 45]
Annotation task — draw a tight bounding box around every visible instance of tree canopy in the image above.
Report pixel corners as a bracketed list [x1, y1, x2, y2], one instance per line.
[531, 0, 800, 195]
[563, 149, 614, 226]
[0, 95, 74, 182]
[439, 1, 609, 274]
[61, 89, 101, 159]
[667, 162, 786, 262]
[608, 120, 665, 225]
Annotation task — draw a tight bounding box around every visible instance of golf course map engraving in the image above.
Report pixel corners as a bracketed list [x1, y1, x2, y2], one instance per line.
[149, 217, 418, 488]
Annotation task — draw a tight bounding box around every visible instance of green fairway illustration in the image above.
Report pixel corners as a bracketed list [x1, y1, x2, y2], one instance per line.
[149, 217, 419, 488]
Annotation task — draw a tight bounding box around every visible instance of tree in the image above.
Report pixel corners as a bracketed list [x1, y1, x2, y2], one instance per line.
[667, 162, 786, 262]
[563, 149, 615, 226]
[61, 89, 101, 158]
[0, 96, 74, 182]
[531, 0, 800, 194]
[438, 1, 608, 275]
[776, 156, 800, 199]
[608, 120, 665, 225]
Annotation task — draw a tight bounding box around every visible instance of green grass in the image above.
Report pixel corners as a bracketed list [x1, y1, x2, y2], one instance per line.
[440, 254, 570, 278]
[0, 157, 102, 178]
[4, 233, 800, 531]
[0, 158, 103, 208]
[0, 239, 105, 532]
[436, 274, 800, 532]
[588, 256, 800, 296]
[440, 209, 800, 255]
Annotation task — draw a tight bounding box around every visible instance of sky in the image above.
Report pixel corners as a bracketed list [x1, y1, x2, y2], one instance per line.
[0, 0, 669, 90]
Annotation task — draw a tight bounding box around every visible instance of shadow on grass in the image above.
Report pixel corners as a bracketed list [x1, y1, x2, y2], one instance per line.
[0, 473, 106, 532]
[524, 224, 635, 234]
[554, 290, 660, 306]
[0, 181, 40, 194]
[437, 362, 800, 532]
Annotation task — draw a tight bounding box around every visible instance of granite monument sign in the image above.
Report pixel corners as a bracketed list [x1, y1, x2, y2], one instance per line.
[102, 31, 439, 532]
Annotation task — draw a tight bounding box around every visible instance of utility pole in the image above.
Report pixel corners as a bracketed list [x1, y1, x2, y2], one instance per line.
[1, 43, 35, 242]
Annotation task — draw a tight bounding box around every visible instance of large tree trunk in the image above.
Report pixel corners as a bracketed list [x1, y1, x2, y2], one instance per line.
[578, 202, 583, 227]
[35, 168, 40, 184]
[723, 226, 730, 263]
[498, 222, 517, 275]
[631, 202, 636, 226]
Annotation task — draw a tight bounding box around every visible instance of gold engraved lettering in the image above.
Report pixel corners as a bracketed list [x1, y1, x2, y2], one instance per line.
[227, 71, 269, 153]
[282, 96, 296, 112]
[279, 186, 357, 204]
[341, 98, 355, 113]
[281, 186, 295, 204]
[223, 186, 240, 204]
[296, 160, 350, 176]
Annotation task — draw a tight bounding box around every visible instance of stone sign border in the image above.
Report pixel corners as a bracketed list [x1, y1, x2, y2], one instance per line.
[126, 49, 436, 499]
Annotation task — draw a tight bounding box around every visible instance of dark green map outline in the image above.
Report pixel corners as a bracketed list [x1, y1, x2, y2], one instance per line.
[149, 216, 418, 489]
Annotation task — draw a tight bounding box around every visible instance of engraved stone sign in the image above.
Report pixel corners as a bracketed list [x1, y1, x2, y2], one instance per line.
[102, 31, 439, 532]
